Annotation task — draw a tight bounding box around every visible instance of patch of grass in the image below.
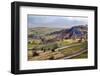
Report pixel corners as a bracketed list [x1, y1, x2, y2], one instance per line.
[60, 42, 87, 57]
[57, 39, 80, 48]
[71, 51, 88, 59]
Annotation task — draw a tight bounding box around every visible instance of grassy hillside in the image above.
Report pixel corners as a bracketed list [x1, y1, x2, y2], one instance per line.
[28, 27, 64, 36]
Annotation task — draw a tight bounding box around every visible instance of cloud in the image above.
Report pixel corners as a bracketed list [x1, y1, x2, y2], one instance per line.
[28, 15, 88, 28]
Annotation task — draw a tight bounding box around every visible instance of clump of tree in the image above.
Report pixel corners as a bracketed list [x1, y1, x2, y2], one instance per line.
[32, 51, 39, 56]
[40, 43, 59, 52]
[31, 48, 38, 56]
[51, 43, 58, 52]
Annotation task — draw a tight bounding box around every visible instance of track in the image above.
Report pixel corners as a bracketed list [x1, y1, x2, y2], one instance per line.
[55, 43, 82, 51]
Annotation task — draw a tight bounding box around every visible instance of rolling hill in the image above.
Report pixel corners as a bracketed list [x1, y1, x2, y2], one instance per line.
[28, 25, 87, 41]
[28, 27, 63, 36]
[56, 25, 87, 40]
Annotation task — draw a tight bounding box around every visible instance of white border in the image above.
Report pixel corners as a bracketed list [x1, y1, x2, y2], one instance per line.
[20, 6, 95, 70]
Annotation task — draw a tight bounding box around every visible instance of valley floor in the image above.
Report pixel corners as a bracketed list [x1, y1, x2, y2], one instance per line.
[28, 40, 88, 61]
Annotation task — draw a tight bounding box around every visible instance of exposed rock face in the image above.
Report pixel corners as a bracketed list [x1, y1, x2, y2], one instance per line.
[56, 25, 87, 40]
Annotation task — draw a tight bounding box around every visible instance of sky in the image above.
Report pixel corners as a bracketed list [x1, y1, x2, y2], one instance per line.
[28, 15, 88, 28]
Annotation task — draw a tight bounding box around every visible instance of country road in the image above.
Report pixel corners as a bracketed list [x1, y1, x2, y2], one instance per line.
[55, 43, 82, 51]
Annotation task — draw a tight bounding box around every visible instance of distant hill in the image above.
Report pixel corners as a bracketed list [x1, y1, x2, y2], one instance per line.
[28, 27, 64, 38]
[56, 25, 87, 40]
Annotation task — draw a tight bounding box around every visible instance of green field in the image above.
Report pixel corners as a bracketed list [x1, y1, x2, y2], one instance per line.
[28, 39, 88, 60]
[71, 51, 88, 59]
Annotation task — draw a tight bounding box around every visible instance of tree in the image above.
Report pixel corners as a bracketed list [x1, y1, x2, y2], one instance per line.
[32, 51, 39, 56]
[51, 43, 58, 52]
